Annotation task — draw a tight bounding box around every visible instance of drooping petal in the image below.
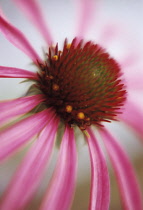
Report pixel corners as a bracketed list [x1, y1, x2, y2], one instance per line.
[13, 0, 53, 45]
[119, 99, 143, 137]
[0, 14, 41, 63]
[86, 128, 110, 210]
[0, 116, 59, 210]
[40, 126, 77, 210]
[0, 94, 44, 125]
[0, 109, 54, 161]
[0, 66, 38, 79]
[100, 128, 143, 210]
[75, 0, 98, 39]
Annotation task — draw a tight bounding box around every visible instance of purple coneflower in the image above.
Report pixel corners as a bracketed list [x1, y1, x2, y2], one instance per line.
[0, 0, 143, 209]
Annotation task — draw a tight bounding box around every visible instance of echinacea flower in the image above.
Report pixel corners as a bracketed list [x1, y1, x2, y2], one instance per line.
[0, 0, 143, 209]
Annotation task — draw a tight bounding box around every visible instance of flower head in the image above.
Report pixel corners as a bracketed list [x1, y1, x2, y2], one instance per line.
[0, 0, 143, 210]
[37, 38, 126, 129]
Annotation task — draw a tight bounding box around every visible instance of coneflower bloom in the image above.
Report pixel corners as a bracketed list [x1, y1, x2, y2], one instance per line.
[0, 0, 143, 209]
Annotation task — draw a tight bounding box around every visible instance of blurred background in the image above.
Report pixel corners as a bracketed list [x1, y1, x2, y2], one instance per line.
[0, 0, 143, 209]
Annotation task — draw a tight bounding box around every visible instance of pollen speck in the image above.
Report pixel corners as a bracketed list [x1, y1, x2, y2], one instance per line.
[86, 117, 90, 121]
[52, 84, 59, 91]
[65, 105, 73, 113]
[66, 43, 71, 49]
[77, 112, 85, 120]
[53, 55, 58, 61]
[46, 75, 53, 80]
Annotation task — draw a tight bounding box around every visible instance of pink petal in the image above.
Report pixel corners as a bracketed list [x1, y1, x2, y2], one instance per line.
[0, 94, 44, 125]
[126, 73, 143, 90]
[119, 99, 143, 137]
[86, 128, 110, 210]
[13, 0, 53, 45]
[40, 126, 77, 210]
[119, 53, 143, 90]
[98, 22, 122, 46]
[0, 116, 59, 210]
[0, 66, 38, 79]
[75, 0, 98, 39]
[0, 14, 41, 63]
[100, 128, 143, 210]
[0, 109, 54, 161]
[121, 52, 141, 70]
